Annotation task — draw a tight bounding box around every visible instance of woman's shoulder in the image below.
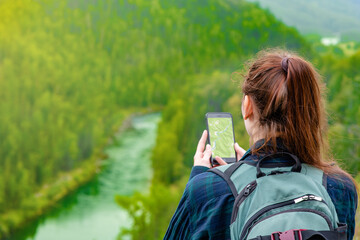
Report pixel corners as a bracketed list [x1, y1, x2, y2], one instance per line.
[326, 173, 357, 193]
[325, 173, 358, 208]
[325, 173, 357, 239]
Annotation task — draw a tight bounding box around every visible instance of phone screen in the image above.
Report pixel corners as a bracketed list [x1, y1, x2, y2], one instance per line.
[206, 114, 236, 160]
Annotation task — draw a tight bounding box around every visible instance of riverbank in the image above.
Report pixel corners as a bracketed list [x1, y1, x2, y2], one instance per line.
[0, 106, 162, 239]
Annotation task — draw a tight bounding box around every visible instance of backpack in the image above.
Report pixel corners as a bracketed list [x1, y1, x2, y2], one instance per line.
[209, 152, 347, 240]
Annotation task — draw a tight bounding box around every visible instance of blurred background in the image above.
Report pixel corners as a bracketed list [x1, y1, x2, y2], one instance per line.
[0, 0, 359, 239]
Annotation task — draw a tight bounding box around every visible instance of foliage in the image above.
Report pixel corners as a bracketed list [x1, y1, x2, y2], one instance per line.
[0, 0, 359, 239]
[115, 0, 360, 238]
[317, 50, 360, 174]
[0, 0, 307, 214]
[113, 0, 315, 238]
[152, 71, 245, 184]
[0, 157, 102, 236]
[116, 179, 186, 240]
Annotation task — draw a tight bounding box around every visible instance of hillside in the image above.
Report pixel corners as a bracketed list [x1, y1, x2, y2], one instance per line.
[247, 0, 360, 41]
[115, 0, 316, 239]
[0, 0, 310, 237]
[1, 0, 359, 238]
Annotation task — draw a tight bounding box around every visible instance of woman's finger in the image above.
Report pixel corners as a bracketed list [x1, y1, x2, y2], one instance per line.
[234, 142, 246, 160]
[203, 144, 212, 161]
[194, 144, 212, 168]
[194, 130, 207, 160]
[196, 130, 207, 153]
[215, 156, 227, 166]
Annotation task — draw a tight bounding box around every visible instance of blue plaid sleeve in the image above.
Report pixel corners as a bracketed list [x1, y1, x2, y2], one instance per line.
[186, 171, 234, 239]
[164, 167, 234, 239]
[164, 167, 208, 239]
[189, 166, 209, 180]
[327, 175, 358, 240]
[164, 185, 191, 239]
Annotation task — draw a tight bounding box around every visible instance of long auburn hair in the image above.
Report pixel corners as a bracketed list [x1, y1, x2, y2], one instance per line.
[242, 49, 354, 181]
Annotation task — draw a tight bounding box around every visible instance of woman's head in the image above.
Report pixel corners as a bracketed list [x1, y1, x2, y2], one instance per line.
[242, 49, 328, 169]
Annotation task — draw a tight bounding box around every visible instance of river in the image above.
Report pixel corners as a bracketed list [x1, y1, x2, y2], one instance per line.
[10, 113, 161, 240]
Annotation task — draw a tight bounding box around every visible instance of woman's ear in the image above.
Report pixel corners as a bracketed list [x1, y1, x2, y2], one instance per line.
[242, 95, 253, 120]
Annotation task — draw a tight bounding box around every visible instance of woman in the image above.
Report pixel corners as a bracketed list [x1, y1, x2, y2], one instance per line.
[164, 50, 357, 240]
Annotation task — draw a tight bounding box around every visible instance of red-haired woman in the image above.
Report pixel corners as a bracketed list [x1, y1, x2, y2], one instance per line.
[164, 50, 357, 240]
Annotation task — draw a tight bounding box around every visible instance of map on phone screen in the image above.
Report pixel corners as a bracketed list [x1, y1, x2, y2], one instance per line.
[208, 118, 235, 158]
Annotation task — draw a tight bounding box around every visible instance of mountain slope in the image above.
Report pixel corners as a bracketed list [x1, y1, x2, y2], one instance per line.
[247, 0, 360, 41]
[0, 0, 312, 237]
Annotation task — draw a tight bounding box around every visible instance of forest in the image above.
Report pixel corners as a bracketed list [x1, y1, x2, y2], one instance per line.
[0, 0, 359, 239]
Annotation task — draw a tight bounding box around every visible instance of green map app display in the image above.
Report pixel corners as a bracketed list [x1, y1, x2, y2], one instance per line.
[208, 118, 235, 158]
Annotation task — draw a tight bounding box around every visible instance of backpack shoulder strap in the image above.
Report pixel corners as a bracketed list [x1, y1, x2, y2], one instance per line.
[208, 161, 245, 198]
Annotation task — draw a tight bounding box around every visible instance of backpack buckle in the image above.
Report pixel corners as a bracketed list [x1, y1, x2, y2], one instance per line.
[271, 229, 306, 240]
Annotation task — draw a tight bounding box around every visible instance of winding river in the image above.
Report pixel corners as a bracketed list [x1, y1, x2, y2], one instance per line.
[11, 113, 161, 240]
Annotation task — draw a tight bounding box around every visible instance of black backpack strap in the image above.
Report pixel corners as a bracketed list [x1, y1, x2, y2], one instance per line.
[256, 152, 302, 178]
[208, 161, 244, 198]
[225, 160, 245, 176]
[301, 229, 346, 240]
[249, 224, 347, 240]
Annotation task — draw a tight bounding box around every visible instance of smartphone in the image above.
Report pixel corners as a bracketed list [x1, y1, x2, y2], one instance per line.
[205, 112, 236, 166]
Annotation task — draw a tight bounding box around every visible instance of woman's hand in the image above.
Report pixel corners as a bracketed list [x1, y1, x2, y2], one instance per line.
[214, 142, 246, 165]
[194, 130, 227, 168]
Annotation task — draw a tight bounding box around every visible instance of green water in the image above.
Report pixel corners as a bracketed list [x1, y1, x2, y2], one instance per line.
[11, 113, 161, 240]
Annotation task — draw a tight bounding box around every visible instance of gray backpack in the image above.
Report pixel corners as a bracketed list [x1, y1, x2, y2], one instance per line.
[209, 152, 347, 240]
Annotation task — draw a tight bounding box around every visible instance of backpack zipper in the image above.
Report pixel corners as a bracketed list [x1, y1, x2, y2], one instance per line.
[294, 194, 323, 203]
[239, 194, 328, 240]
[231, 181, 257, 223]
[246, 208, 333, 238]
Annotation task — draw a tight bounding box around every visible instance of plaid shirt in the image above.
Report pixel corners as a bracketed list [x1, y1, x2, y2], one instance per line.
[164, 146, 358, 240]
